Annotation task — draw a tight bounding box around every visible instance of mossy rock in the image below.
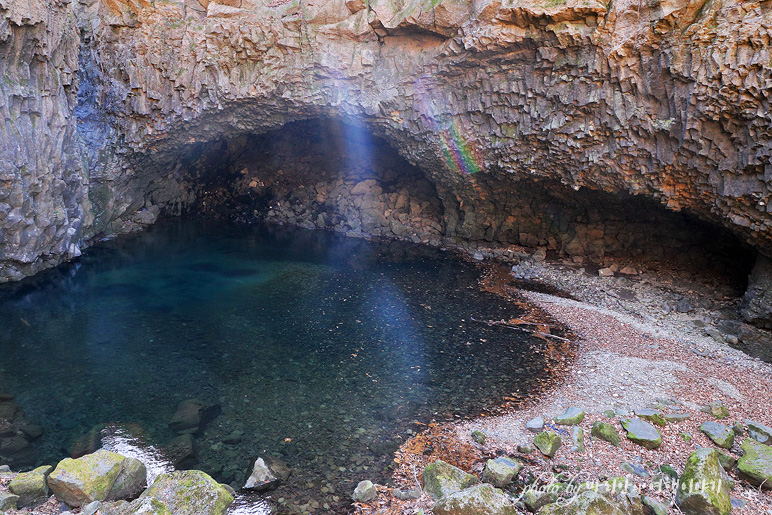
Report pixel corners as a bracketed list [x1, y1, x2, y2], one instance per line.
[699, 421, 735, 449]
[432, 484, 517, 515]
[737, 438, 772, 489]
[701, 401, 729, 420]
[554, 407, 585, 426]
[8, 465, 53, 508]
[591, 421, 620, 447]
[620, 418, 661, 449]
[0, 492, 19, 511]
[634, 408, 666, 427]
[423, 460, 478, 499]
[539, 489, 645, 515]
[471, 430, 486, 445]
[100, 496, 173, 515]
[140, 470, 233, 515]
[676, 448, 731, 515]
[482, 457, 521, 488]
[522, 488, 556, 512]
[534, 431, 562, 457]
[745, 419, 772, 445]
[48, 449, 146, 507]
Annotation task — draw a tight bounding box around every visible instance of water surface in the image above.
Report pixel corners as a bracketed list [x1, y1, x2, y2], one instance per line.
[0, 220, 557, 513]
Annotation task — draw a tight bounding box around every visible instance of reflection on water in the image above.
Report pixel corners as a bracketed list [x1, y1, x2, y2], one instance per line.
[0, 219, 554, 513]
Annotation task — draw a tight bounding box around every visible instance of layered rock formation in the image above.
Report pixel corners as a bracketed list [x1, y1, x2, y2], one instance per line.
[2, 0, 772, 320]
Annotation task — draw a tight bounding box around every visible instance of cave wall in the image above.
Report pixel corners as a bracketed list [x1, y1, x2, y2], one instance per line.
[2, 0, 772, 317]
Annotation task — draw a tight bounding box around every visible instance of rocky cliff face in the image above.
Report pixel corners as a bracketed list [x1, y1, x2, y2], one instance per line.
[2, 0, 772, 319]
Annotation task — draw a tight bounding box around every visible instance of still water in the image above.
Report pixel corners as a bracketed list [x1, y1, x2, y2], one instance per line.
[0, 219, 556, 513]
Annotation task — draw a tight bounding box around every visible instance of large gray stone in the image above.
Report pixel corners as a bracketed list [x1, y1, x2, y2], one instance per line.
[737, 438, 772, 489]
[432, 484, 517, 515]
[47, 450, 146, 507]
[746, 419, 772, 445]
[676, 448, 731, 515]
[482, 457, 521, 488]
[137, 470, 233, 515]
[699, 421, 735, 449]
[8, 465, 53, 507]
[352, 480, 377, 502]
[539, 489, 646, 515]
[422, 460, 478, 499]
[620, 418, 662, 449]
[554, 407, 585, 426]
[0, 492, 19, 511]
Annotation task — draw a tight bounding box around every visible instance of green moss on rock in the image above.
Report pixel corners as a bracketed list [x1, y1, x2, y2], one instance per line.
[591, 421, 620, 447]
[140, 470, 234, 515]
[676, 448, 731, 515]
[534, 431, 562, 457]
[737, 438, 772, 489]
[8, 465, 53, 508]
[423, 460, 479, 499]
[432, 484, 518, 515]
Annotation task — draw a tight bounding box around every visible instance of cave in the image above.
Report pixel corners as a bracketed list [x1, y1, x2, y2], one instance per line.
[133, 118, 756, 292]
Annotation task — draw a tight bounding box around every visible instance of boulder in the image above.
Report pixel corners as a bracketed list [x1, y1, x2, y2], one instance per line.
[482, 457, 522, 488]
[699, 421, 735, 449]
[138, 470, 233, 515]
[8, 464, 53, 507]
[591, 422, 621, 447]
[48, 450, 146, 508]
[534, 431, 561, 457]
[554, 407, 585, 426]
[746, 419, 772, 445]
[352, 480, 377, 502]
[676, 448, 731, 515]
[165, 434, 197, 469]
[539, 489, 646, 515]
[432, 484, 517, 515]
[243, 456, 290, 491]
[737, 438, 772, 489]
[620, 418, 662, 449]
[422, 460, 478, 499]
[522, 488, 556, 512]
[0, 492, 19, 511]
[100, 496, 173, 515]
[642, 496, 668, 515]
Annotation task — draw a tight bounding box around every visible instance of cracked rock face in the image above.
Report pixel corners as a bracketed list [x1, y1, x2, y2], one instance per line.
[2, 0, 772, 321]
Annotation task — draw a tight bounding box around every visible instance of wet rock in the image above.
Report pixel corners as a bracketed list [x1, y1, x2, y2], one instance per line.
[746, 419, 772, 445]
[433, 484, 517, 515]
[526, 416, 544, 433]
[700, 401, 729, 419]
[534, 431, 561, 458]
[555, 407, 585, 426]
[0, 492, 19, 511]
[591, 421, 620, 447]
[243, 456, 291, 491]
[633, 408, 666, 427]
[699, 421, 735, 449]
[676, 448, 731, 515]
[139, 470, 232, 515]
[737, 439, 772, 489]
[352, 480, 377, 502]
[482, 457, 521, 488]
[422, 460, 478, 499]
[8, 465, 53, 507]
[48, 450, 146, 507]
[165, 434, 197, 469]
[168, 399, 219, 435]
[620, 418, 662, 449]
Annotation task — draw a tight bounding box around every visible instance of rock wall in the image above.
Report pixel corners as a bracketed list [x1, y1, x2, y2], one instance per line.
[2, 0, 772, 320]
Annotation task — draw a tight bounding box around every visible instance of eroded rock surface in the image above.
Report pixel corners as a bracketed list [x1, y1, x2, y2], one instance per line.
[3, 0, 772, 321]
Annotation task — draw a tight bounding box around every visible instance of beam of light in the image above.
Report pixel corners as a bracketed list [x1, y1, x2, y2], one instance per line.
[414, 76, 483, 176]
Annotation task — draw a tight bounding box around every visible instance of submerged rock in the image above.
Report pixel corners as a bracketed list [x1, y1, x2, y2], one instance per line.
[422, 460, 478, 499]
[676, 448, 731, 515]
[48, 449, 146, 508]
[432, 484, 517, 515]
[168, 399, 220, 435]
[8, 465, 53, 508]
